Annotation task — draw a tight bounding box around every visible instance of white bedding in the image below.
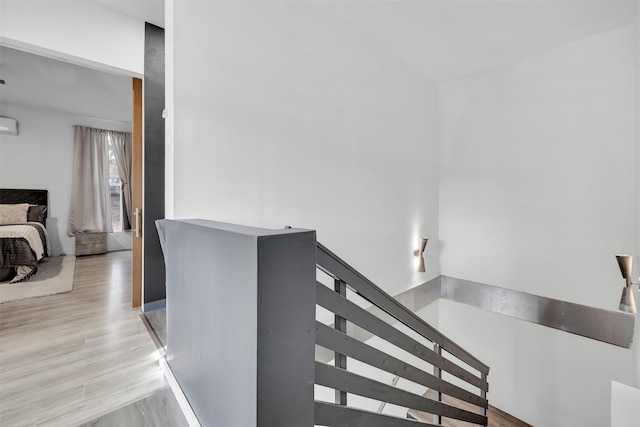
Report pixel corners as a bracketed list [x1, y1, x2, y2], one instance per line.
[0, 222, 50, 261]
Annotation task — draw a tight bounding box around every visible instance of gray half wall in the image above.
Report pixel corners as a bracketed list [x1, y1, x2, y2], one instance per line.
[164, 220, 316, 427]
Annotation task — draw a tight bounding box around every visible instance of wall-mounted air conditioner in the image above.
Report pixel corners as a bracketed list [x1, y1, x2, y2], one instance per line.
[0, 117, 18, 136]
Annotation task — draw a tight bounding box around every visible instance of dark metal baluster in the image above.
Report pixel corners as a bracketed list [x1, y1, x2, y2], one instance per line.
[433, 343, 442, 425]
[334, 278, 347, 406]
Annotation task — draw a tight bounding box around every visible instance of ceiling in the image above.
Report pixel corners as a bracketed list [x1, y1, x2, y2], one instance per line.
[94, 0, 164, 28]
[329, 0, 638, 82]
[0, 0, 636, 122]
[94, 0, 637, 82]
[0, 46, 132, 122]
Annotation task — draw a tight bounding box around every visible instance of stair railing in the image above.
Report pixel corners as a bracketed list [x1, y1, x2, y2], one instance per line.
[314, 242, 490, 426]
[377, 375, 401, 414]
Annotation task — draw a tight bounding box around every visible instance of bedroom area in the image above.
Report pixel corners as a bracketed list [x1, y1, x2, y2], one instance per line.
[0, 38, 170, 425]
[0, 46, 134, 299]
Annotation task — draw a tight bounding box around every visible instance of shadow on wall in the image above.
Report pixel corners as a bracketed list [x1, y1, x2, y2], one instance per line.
[46, 217, 63, 255]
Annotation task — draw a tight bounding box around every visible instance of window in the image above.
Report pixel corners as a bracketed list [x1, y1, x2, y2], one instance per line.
[68, 126, 132, 236]
[107, 141, 123, 232]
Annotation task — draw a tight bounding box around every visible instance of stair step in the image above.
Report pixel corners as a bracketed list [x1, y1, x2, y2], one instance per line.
[407, 390, 532, 427]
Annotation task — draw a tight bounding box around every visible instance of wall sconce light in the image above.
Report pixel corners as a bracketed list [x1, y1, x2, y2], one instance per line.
[413, 237, 428, 273]
[615, 254, 639, 314]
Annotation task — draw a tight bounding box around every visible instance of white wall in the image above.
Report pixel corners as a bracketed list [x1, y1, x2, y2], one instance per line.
[0, 104, 132, 255]
[165, 0, 175, 220]
[439, 25, 636, 310]
[611, 381, 640, 427]
[166, 3, 638, 424]
[438, 25, 637, 426]
[634, 1, 640, 388]
[438, 300, 632, 427]
[168, 1, 440, 296]
[0, 0, 144, 77]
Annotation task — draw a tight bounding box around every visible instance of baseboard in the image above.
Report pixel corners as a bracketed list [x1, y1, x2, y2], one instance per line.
[159, 357, 201, 427]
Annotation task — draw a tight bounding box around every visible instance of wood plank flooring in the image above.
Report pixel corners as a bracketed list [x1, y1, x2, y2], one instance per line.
[77, 388, 187, 427]
[0, 251, 167, 427]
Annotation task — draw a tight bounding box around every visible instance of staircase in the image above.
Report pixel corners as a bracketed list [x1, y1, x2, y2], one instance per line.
[314, 242, 491, 426]
[161, 219, 499, 426]
[408, 390, 533, 427]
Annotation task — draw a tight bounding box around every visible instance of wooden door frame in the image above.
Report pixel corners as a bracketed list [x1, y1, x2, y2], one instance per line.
[132, 77, 143, 308]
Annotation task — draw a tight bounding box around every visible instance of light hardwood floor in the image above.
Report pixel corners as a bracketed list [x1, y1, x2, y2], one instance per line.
[78, 388, 187, 427]
[0, 252, 167, 427]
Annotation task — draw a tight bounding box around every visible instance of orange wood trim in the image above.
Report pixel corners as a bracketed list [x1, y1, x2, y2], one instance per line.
[132, 77, 143, 309]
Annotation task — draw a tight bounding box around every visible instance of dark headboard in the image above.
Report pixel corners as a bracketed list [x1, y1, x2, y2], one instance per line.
[0, 189, 49, 223]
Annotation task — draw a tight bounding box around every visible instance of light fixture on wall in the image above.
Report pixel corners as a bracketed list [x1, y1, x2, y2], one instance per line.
[413, 237, 428, 273]
[0, 117, 18, 136]
[615, 254, 639, 314]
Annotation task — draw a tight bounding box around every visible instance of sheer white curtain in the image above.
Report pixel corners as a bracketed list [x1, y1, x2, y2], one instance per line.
[111, 132, 132, 231]
[67, 125, 129, 235]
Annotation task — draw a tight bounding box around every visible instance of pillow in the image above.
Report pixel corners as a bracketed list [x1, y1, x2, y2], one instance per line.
[0, 203, 29, 224]
[27, 204, 47, 224]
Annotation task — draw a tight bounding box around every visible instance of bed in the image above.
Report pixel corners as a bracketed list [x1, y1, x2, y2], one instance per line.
[0, 189, 51, 283]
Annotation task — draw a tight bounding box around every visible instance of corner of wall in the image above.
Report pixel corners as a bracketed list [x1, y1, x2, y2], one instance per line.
[164, 0, 174, 220]
[634, 0, 640, 388]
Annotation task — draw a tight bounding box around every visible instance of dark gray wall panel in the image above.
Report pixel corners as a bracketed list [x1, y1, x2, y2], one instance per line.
[257, 231, 317, 426]
[144, 23, 165, 304]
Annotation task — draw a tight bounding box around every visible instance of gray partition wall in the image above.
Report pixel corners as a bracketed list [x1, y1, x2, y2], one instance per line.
[143, 22, 166, 306]
[164, 220, 317, 426]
